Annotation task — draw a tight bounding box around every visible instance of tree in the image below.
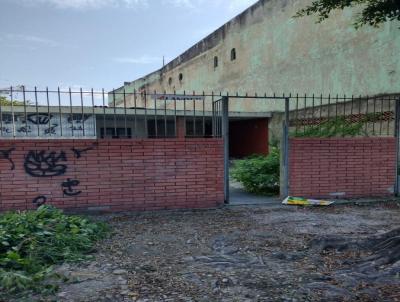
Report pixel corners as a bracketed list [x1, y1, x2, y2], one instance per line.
[0, 96, 25, 106]
[295, 0, 400, 28]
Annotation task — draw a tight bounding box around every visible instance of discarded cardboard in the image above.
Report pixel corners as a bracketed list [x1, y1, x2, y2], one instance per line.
[282, 196, 334, 206]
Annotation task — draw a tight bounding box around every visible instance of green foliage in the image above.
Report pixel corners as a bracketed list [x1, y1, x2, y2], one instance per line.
[292, 116, 365, 137]
[292, 112, 387, 138]
[295, 0, 400, 29]
[231, 147, 280, 195]
[0, 96, 24, 106]
[0, 205, 108, 298]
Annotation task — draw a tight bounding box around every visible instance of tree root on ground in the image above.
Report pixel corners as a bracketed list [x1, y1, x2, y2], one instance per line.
[310, 228, 400, 267]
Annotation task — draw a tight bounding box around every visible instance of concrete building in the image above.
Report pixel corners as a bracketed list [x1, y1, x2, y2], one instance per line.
[110, 0, 400, 154]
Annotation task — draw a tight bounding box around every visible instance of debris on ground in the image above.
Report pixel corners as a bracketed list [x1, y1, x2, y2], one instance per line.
[283, 196, 335, 206]
[34, 202, 400, 301]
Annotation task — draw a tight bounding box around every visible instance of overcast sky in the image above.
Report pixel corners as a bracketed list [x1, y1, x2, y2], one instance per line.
[0, 0, 258, 91]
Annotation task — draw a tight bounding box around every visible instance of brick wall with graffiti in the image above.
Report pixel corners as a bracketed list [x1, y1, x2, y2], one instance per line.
[0, 139, 224, 212]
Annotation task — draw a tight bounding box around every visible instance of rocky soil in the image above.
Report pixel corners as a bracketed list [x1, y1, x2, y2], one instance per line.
[44, 202, 400, 301]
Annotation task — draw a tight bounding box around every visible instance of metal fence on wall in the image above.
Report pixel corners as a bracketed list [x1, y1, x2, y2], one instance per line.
[0, 87, 229, 139]
[2, 87, 399, 202]
[288, 94, 399, 137]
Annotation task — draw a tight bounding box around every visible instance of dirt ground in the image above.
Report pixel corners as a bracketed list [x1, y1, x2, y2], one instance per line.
[50, 202, 400, 302]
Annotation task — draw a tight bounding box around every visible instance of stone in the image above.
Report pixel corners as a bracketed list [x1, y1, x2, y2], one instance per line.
[113, 269, 128, 275]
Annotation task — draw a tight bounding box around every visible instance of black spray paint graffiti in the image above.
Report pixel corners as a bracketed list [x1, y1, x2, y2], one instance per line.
[24, 150, 67, 177]
[44, 124, 58, 135]
[67, 114, 90, 124]
[28, 113, 53, 125]
[71, 143, 98, 159]
[62, 178, 82, 196]
[68, 114, 90, 131]
[14, 144, 97, 205]
[17, 126, 32, 134]
[0, 127, 11, 134]
[0, 147, 15, 170]
[32, 195, 47, 207]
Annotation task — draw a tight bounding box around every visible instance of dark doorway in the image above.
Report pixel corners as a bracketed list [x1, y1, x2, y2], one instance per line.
[229, 118, 269, 158]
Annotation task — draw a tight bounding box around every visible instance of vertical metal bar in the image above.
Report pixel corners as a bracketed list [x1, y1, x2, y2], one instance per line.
[342, 94, 346, 136]
[91, 88, 95, 137]
[373, 96, 376, 135]
[174, 94, 177, 137]
[144, 91, 148, 138]
[113, 90, 117, 138]
[388, 97, 392, 136]
[303, 94, 306, 134]
[295, 93, 299, 135]
[212, 92, 215, 137]
[380, 97, 384, 135]
[319, 94, 323, 135]
[184, 91, 187, 137]
[327, 94, 331, 123]
[193, 95, 196, 137]
[335, 94, 339, 135]
[365, 95, 369, 135]
[58, 87, 63, 137]
[134, 89, 137, 138]
[0, 87, 3, 136]
[79, 87, 85, 137]
[164, 90, 167, 138]
[46, 87, 51, 136]
[312, 93, 315, 129]
[222, 96, 229, 204]
[154, 91, 158, 138]
[69, 87, 74, 137]
[102, 89, 106, 138]
[10, 86, 15, 138]
[202, 91, 205, 137]
[394, 98, 400, 196]
[123, 89, 127, 138]
[35, 87, 40, 137]
[217, 100, 220, 137]
[350, 95, 354, 122]
[282, 97, 290, 198]
[22, 86, 27, 137]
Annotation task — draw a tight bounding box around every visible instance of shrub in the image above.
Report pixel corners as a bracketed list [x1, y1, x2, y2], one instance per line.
[231, 147, 280, 195]
[0, 205, 108, 298]
[292, 116, 365, 138]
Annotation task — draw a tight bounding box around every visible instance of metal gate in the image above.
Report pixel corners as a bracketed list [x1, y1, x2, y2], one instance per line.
[212, 95, 290, 204]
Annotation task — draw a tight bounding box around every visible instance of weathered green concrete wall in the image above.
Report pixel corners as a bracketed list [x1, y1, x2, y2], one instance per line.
[114, 0, 400, 113]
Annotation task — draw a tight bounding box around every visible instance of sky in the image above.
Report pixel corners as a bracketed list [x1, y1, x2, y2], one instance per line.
[0, 0, 258, 91]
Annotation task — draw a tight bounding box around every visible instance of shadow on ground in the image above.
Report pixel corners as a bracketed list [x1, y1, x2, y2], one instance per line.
[229, 179, 281, 205]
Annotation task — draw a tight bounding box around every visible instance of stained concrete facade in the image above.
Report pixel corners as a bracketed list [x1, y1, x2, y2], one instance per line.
[111, 0, 400, 113]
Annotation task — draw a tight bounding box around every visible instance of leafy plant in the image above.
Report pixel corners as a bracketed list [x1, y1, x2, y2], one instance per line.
[231, 147, 280, 195]
[295, 0, 400, 29]
[0, 96, 25, 106]
[292, 116, 366, 138]
[0, 205, 108, 299]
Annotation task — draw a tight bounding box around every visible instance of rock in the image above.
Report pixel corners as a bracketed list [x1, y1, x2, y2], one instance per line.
[113, 269, 128, 275]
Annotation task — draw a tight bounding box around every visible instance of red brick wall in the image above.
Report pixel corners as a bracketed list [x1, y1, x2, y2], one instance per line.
[0, 139, 224, 212]
[289, 138, 396, 198]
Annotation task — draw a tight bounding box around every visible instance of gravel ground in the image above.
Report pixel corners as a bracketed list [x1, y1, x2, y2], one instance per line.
[49, 202, 400, 302]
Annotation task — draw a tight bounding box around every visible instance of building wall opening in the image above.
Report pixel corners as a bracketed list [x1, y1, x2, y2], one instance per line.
[229, 118, 269, 158]
[231, 48, 236, 61]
